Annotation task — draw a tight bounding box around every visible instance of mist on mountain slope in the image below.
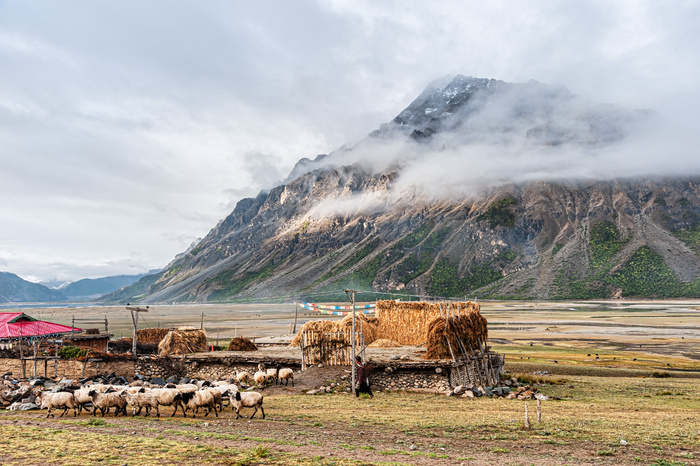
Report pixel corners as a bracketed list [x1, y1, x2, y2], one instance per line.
[293, 76, 699, 219]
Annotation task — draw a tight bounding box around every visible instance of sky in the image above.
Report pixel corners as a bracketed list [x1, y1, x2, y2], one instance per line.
[1, 0, 699, 284]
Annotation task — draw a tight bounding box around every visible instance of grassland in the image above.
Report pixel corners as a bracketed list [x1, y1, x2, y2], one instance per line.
[0, 372, 697, 465]
[1, 300, 697, 464]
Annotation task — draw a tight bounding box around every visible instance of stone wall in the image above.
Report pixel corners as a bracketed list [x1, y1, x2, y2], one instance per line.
[371, 368, 451, 392]
[0, 358, 135, 380]
[135, 357, 262, 381]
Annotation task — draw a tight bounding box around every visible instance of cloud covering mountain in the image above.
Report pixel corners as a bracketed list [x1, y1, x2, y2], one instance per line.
[1, 1, 699, 283]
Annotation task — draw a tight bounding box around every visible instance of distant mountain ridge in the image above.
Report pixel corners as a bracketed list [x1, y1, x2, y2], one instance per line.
[103, 75, 700, 303]
[0, 270, 158, 303]
[0, 272, 66, 303]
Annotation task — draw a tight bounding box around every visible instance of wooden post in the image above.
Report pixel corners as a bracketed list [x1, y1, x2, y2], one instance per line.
[344, 289, 358, 396]
[33, 340, 37, 377]
[525, 403, 530, 429]
[128, 306, 149, 356]
[293, 302, 298, 334]
[537, 399, 542, 423]
[81, 350, 90, 378]
[301, 332, 306, 371]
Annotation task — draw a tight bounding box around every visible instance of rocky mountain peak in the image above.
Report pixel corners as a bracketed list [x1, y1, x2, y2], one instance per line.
[104, 76, 697, 304]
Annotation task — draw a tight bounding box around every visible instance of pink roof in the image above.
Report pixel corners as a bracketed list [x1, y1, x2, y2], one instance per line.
[0, 312, 80, 339]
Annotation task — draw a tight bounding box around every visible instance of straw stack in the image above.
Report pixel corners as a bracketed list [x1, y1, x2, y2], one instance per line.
[137, 328, 170, 344]
[374, 300, 443, 345]
[368, 338, 402, 348]
[158, 327, 208, 355]
[226, 337, 258, 352]
[376, 300, 484, 346]
[289, 313, 378, 347]
[422, 303, 488, 360]
[290, 320, 337, 346]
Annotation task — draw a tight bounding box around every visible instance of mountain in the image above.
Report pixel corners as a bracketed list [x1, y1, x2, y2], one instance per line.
[0, 272, 66, 303]
[62, 271, 160, 301]
[106, 76, 700, 303]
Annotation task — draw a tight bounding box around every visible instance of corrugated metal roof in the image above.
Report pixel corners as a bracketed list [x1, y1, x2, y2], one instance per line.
[0, 312, 80, 339]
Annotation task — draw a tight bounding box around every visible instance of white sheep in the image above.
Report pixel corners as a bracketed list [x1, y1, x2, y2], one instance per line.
[88, 389, 127, 417]
[230, 390, 264, 419]
[203, 387, 226, 413]
[210, 383, 238, 409]
[150, 387, 186, 417]
[124, 391, 160, 417]
[266, 367, 278, 385]
[235, 371, 252, 385]
[278, 368, 294, 386]
[38, 391, 78, 418]
[253, 371, 268, 388]
[180, 390, 218, 418]
[176, 383, 198, 393]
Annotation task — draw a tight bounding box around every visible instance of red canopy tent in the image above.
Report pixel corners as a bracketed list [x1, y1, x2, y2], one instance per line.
[0, 312, 81, 340]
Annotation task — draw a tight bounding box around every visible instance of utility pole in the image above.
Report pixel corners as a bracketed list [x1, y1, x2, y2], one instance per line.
[127, 306, 149, 356]
[344, 289, 359, 396]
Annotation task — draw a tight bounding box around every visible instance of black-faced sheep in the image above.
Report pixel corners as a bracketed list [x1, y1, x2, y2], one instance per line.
[180, 390, 218, 418]
[231, 390, 264, 419]
[278, 368, 294, 386]
[38, 391, 78, 418]
[149, 388, 185, 417]
[88, 390, 127, 417]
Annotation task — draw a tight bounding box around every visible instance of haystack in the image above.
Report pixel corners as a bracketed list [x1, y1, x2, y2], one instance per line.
[158, 327, 208, 356]
[289, 313, 378, 347]
[368, 338, 402, 348]
[422, 304, 488, 360]
[227, 337, 258, 352]
[137, 328, 170, 344]
[376, 300, 484, 346]
[375, 300, 443, 345]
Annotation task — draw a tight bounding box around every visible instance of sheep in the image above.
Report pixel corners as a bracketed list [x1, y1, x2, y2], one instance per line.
[74, 386, 96, 414]
[149, 387, 185, 417]
[88, 389, 127, 417]
[124, 391, 160, 417]
[278, 368, 294, 386]
[230, 390, 264, 419]
[266, 367, 279, 385]
[176, 383, 198, 393]
[210, 383, 238, 409]
[180, 390, 218, 418]
[38, 391, 78, 418]
[203, 387, 226, 413]
[235, 371, 252, 385]
[253, 371, 268, 388]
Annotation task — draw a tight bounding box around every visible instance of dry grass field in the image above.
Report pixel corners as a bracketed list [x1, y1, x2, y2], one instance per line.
[0, 372, 697, 465]
[1, 299, 698, 464]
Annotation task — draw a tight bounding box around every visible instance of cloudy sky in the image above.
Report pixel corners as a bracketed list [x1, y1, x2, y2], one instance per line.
[1, 0, 699, 284]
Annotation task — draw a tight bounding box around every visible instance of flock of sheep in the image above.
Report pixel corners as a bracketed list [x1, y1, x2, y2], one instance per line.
[36, 364, 294, 421]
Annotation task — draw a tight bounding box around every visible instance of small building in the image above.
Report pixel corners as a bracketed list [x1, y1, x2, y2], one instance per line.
[64, 330, 113, 353]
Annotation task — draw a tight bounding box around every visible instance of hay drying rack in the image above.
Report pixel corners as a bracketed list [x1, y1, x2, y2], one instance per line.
[437, 302, 502, 387]
[300, 326, 366, 370]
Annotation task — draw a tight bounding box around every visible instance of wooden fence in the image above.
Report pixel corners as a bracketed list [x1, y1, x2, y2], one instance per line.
[300, 330, 365, 370]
